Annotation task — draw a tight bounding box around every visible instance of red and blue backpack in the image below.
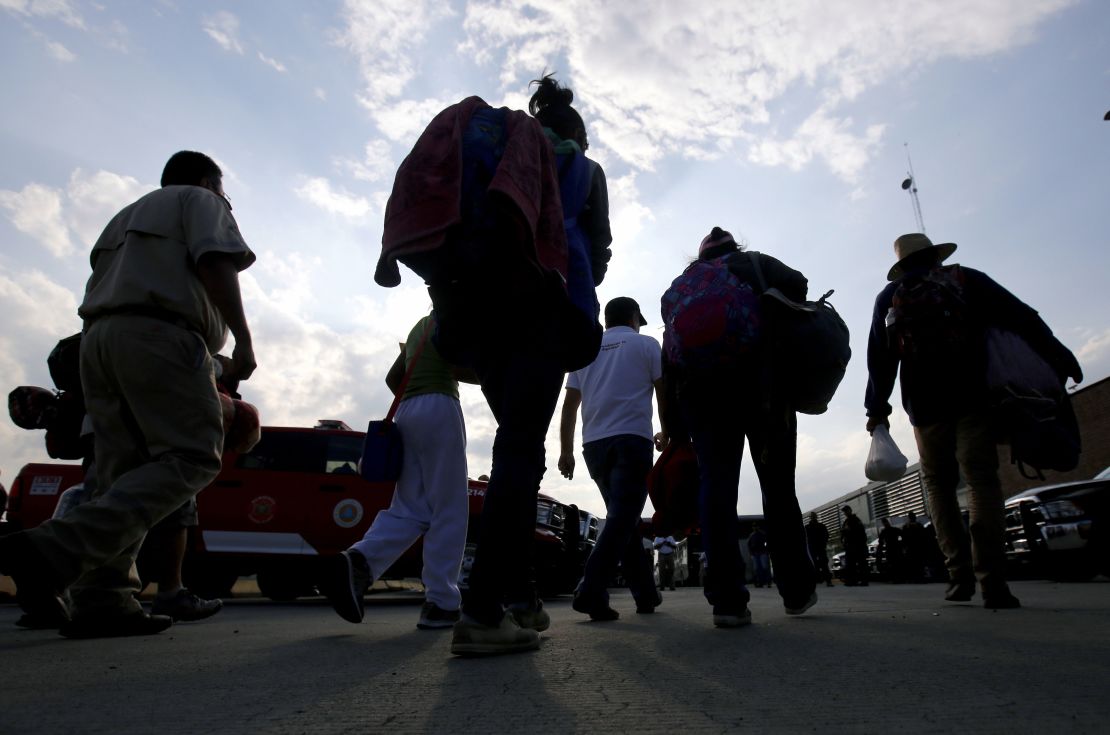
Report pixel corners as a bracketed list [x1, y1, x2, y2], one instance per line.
[661, 255, 762, 369]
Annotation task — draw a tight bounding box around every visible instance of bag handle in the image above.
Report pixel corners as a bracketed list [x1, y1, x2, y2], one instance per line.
[384, 317, 434, 424]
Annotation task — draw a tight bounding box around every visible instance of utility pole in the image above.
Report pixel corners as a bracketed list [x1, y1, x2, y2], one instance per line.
[900, 143, 926, 233]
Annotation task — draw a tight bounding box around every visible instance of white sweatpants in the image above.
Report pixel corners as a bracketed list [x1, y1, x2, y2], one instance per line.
[351, 392, 468, 610]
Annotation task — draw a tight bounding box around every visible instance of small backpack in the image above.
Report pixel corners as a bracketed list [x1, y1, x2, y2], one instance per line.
[888, 265, 974, 360]
[661, 256, 762, 369]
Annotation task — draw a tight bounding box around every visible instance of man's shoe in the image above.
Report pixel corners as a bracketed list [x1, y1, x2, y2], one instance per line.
[151, 588, 223, 622]
[636, 592, 663, 614]
[0, 533, 69, 628]
[451, 613, 540, 656]
[14, 608, 70, 630]
[712, 605, 752, 628]
[508, 603, 551, 632]
[785, 590, 818, 616]
[417, 602, 461, 629]
[320, 549, 371, 623]
[944, 579, 976, 602]
[60, 611, 173, 639]
[983, 589, 1021, 610]
[572, 594, 619, 621]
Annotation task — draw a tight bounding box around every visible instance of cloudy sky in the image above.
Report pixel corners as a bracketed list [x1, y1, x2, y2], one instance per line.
[2, 0, 1107, 518]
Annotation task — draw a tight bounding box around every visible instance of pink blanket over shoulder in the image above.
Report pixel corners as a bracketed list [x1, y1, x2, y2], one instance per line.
[376, 96, 567, 287]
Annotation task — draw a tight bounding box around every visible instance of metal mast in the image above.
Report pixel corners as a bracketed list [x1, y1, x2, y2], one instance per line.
[900, 143, 926, 233]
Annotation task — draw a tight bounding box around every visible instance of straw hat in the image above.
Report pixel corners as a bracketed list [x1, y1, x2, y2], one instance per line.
[887, 233, 957, 281]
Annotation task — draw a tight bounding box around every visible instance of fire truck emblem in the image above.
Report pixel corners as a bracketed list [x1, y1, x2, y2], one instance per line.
[333, 499, 364, 528]
[249, 496, 276, 524]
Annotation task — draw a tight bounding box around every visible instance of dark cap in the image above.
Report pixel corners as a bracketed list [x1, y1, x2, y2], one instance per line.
[604, 296, 647, 327]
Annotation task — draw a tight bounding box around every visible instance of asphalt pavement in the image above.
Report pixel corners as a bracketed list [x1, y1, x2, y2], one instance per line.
[1, 579, 1108, 734]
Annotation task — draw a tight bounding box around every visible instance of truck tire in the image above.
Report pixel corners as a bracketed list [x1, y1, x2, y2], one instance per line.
[182, 555, 239, 599]
[257, 568, 316, 601]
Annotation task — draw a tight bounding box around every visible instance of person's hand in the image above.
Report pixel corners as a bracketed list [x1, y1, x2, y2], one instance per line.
[558, 453, 574, 480]
[229, 339, 257, 382]
[865, 416, 889, 434]
[653, 432, 670, 452]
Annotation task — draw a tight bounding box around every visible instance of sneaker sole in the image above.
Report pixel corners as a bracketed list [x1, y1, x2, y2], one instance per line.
[324, 553, 364, 624]
[713, 612, 753, 628]
[785, 592, 818, 616]
[450, 638, 541, 656]
[417, 619, 459, 630]
[161, 602, 223, 623]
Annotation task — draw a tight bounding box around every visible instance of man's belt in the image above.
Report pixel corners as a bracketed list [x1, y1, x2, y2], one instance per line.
[85, 306, 197, 332]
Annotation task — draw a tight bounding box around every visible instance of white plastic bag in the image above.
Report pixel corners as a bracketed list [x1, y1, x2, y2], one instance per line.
[865, 425, 908, 482]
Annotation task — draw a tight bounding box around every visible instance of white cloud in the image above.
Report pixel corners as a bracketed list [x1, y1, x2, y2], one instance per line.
[293, 177, 373, 218]
[370, 96, 459, 145]
[65, 169, 148, 248]
[45, 39, 75, 61]
[1, 0, 85, 28]
[337, 140, 395, 183]
[453, 0, 1072, 181]
[1075, 327, 1110, 383]
[0, 169, 150, 258]
[202, 10, 244, 55]
[335, 0, 454, 111]
[258, 51, 286, 73]
[749, 108, 885, 183]
[607, 172, 653, 247]
[0, 183, 72, 257]
[314, 87, 328, 101]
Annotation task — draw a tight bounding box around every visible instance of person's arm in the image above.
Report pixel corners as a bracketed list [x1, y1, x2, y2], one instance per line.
[196, 252, 255, 382]
[653, 378, 670, 452]
[864, 287, 898, 433]
[971, 269, 1083, 384]
[558, 387, 583, 479]
[580, 160, 613, 286]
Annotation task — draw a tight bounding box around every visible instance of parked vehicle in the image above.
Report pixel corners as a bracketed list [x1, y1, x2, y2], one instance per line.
[1, 421, 596, 600]
[1004, 475, 1109, 580]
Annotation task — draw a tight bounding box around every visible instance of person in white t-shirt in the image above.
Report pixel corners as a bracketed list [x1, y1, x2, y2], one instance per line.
[558, 297, 668, 620]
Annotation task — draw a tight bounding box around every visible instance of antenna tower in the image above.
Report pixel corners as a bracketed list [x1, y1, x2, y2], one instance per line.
[900, 143, 926, 233]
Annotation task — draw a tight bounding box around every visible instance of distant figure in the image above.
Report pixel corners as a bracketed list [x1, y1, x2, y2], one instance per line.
[559, 297, 666, 620]
[654, 535, 678, 591]
[876, 518, 903, 582]
[747, 524, 772, 588]
[865, 233, 1082, 608]
[0, 150, 256, 638]
[841, 506, 869, 586]
[323, 313, 470, 630]
[663, 227, 818, 628]
[805, 512, 833, 587]
[899, 511, 928, 583]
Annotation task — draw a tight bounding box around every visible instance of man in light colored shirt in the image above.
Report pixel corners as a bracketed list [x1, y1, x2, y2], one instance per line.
[559, 297, 667, 620]
[0, 151, 256, 638]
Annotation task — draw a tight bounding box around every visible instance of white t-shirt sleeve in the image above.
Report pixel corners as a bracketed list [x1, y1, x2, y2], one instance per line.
[566, 371, 581, 391]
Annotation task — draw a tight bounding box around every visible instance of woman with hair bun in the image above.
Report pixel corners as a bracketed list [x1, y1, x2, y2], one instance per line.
[529, 74, 612, 294]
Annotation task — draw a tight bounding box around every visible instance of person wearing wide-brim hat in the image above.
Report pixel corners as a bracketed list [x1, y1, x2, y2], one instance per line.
[864, 231, 1083, 611]
[886, 233, 957, 281]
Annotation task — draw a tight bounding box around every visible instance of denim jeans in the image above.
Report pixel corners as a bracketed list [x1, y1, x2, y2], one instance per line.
[683, 379, 815, 612]
[462, 346, 566, 626]
[576, 434, 656, 607]
[751, 552, 772, 586]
